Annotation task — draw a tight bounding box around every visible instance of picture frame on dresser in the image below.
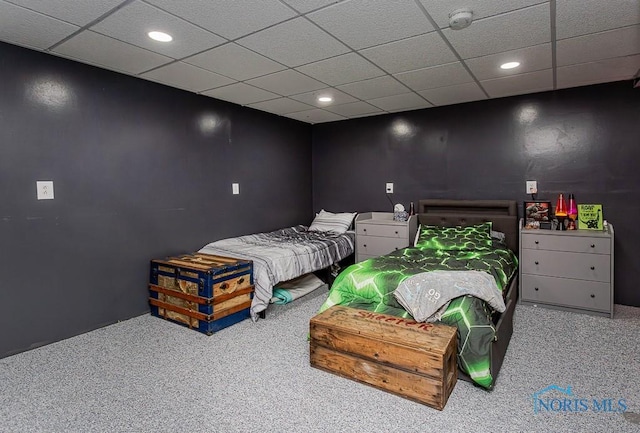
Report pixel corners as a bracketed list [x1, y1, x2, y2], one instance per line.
[524, 201, 552, 229]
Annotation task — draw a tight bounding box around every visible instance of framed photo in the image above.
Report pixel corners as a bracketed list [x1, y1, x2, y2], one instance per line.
[524, 201, 552, 229]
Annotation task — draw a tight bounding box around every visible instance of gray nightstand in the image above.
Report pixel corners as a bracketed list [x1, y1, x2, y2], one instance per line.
[518, 219, 614, 318]
[355, 212, 418, 262]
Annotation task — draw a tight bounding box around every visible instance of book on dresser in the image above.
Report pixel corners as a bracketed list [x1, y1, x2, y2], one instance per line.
[355, 212, 418, 262]
[518, 219, 614, 318]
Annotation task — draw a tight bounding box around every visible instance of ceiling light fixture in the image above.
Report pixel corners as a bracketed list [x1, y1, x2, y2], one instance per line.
[317, 96, 333, 103]
[500, 61, 521, 70]
[148, 31, 172, 42]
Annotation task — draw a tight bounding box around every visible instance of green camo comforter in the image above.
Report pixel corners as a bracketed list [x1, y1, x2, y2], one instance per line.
[317, 242, 518, 389]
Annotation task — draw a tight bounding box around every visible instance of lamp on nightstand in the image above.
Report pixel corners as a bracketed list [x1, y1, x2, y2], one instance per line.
[555, 193, 568, 230]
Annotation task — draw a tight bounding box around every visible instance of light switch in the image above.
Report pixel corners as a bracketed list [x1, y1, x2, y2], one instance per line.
[36, 181, 54, 200]
[232, 183, 240, 195]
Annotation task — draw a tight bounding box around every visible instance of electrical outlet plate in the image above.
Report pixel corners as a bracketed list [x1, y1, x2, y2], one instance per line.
[526, 180, 537, 194]
[36, 181, 54, 200]
[385, 182, 394, 193]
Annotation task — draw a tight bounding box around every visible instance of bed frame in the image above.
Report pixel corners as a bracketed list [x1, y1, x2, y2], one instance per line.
[418, 199, 519, 389]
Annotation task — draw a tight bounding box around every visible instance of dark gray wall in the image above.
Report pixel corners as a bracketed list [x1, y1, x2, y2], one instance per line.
[0, 42, 311, 358]
[312, 81, 640, 307]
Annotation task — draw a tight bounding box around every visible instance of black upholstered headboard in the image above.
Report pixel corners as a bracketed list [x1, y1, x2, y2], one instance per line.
[417, 199, 519, 253]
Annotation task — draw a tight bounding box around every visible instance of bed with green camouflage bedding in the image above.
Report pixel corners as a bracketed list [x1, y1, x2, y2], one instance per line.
[317, 200, 520, 389]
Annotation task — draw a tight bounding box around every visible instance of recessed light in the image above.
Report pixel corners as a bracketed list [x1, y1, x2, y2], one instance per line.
[500, 61, 520, 70]
[148, 31, 172, 42]
[317, 96, 333, 103]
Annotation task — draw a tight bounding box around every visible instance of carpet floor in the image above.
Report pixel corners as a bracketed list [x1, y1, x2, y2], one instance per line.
[1, 289, 639, 433]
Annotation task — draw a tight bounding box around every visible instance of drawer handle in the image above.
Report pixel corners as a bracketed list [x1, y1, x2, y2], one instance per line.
[238, 277, 245, 285]
[534, 261, 539, 265]
[590, 266, 595, 270]
[535, 241, 539, 245]
[363, 228, 367, 232]
[590, 294, 595, 298]
[590, 244, 595, 248]
[363, 244, 367, 247]
[534, 287, 539, 291]
[220, 283, 229, 291]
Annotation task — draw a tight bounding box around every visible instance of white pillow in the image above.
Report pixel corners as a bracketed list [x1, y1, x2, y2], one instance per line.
[309, 210, 356, 234]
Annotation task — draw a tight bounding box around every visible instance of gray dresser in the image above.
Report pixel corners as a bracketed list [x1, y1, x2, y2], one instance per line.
[519, 219, 614, 318]
[355, 213, 418, 262]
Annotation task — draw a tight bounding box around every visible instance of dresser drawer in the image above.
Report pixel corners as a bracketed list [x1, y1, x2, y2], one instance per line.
[521, 274, 610, 312]
[520, 249, 610, 282]
[357, 235, 407, 257]
[521, 233, 610, 254]
[356, 223, 408, 239]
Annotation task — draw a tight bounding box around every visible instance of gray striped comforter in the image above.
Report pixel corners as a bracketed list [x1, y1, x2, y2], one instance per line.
[199, 225, 355, 320]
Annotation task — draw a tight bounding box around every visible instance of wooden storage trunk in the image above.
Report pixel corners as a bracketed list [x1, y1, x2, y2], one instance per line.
[149, 253, 253, 335]
[310, 306, 457, 410]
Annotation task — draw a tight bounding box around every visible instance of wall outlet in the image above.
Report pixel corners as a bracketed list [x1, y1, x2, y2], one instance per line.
[385, 182, 394, 194]
[232, 183, 239, 195]
[36, 181, 54, 200]
[526, 180, 537, 194]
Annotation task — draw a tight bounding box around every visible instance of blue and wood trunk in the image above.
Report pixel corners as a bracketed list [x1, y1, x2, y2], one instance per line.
[149, 253, 253, 335]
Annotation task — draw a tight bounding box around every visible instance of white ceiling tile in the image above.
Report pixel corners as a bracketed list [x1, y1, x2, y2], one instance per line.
[247, 97, 315, 115]
[245, 69, 327, 96]
[4, 0, 124, 26]
[281, 0, 342, 14]
[442, 4, 550, 59]
[52, 30, 172, 75]
[185, 43, 286, 81]
[367, 93, 432, 112]
[202, 82, 280, 105]
[465, 43, 552, 80]
[360, 32, 458, 74]
[418, 82, 487, 106]
[557, 25, 640, 67]
[393, 61, 473, 91]
[325, 101, 383, 117]
[418, 0, 547, 29]
[146, 0, 296, 40]
[0, 2, 78, 50]
[337, 76, 410, 100]
[236, 17, 349, 67]
[140, 62, 235, 92]
[307, 0, 435, 50]
[295, 52, 385, 86]
[91, 2, 226, 59]
[557, 55, 640, 89]
[556, 0, 640, 39]
[289, 88, 358, 107]
[0, 0, 636, 124]
[481, 69, 553, 98]
[284, 108, 347, 123]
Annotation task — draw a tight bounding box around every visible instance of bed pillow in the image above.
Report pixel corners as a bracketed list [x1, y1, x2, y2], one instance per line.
[309, 210, 356, 234]
[415, 222, 492, 251]
[490, 230, 506, 243]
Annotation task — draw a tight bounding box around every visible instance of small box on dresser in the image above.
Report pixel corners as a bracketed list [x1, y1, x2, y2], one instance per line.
[355, 212, 418, 262]
[310, 306, 457, 410]
[519, 219, 614, 318]
[149, 253, 254, 335]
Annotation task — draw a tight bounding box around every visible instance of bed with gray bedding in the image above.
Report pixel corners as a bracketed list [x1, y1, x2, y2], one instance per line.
[199, 225, 354, 320]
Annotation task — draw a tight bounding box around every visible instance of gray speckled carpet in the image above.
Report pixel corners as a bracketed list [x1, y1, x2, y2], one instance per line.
[1, 290, 639, 433]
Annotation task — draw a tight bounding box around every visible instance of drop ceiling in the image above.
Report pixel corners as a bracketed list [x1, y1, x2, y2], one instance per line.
[1, 0, 638, 124]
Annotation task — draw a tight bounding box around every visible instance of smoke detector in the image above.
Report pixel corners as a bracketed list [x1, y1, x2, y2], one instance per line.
[449, 8, 473, 30]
